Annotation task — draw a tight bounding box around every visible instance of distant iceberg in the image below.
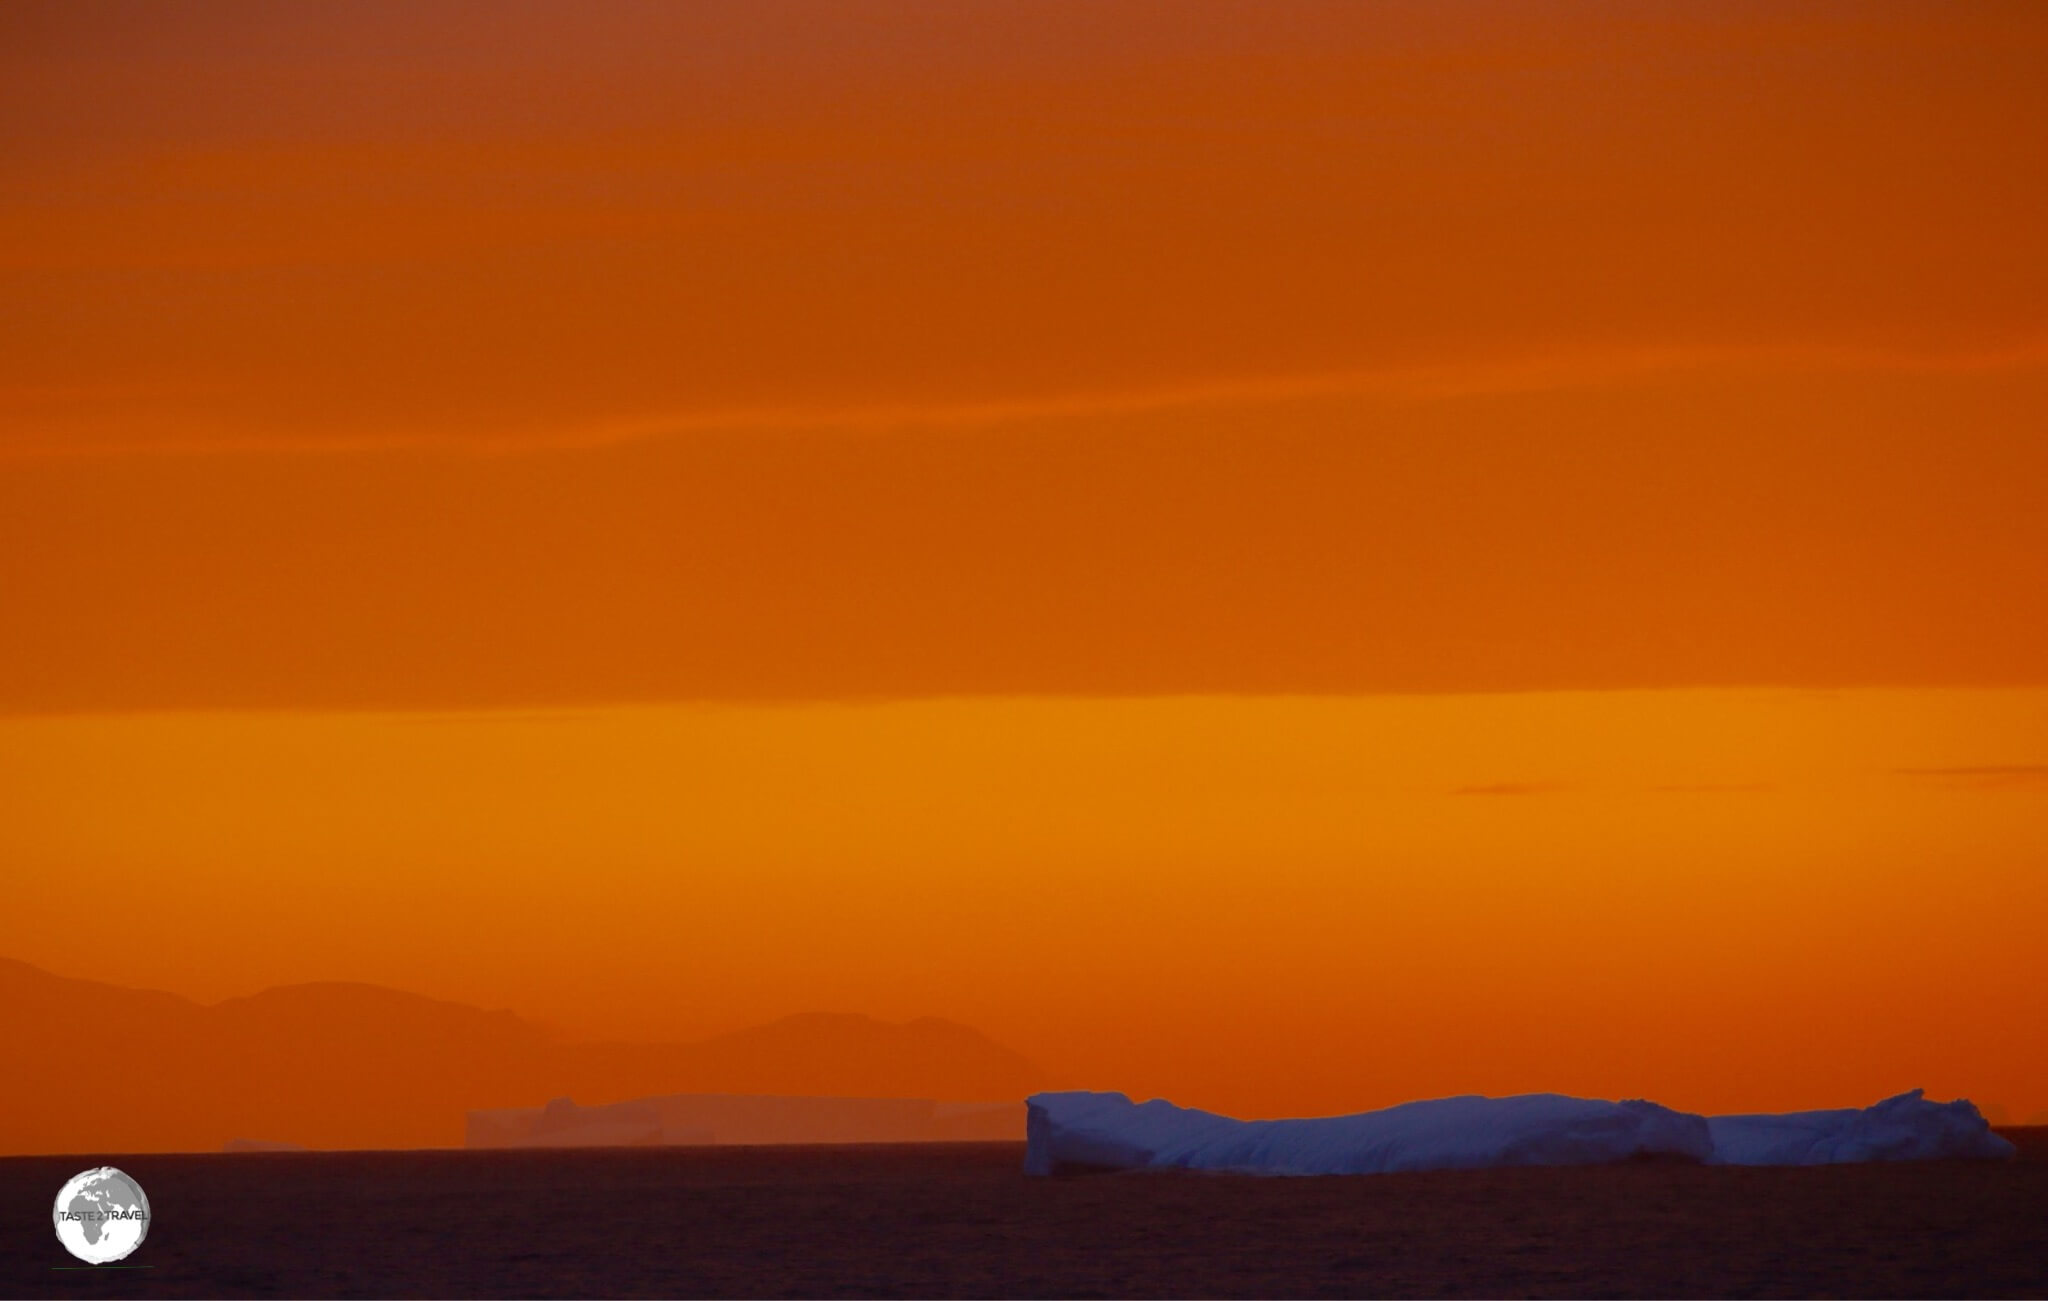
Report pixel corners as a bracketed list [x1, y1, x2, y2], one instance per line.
[221, 1137, 308, 1153]
[467, 1093, 1020, 1148]
[1024, 1089, 2014, 1176]
[471, 1097, 674, 1149]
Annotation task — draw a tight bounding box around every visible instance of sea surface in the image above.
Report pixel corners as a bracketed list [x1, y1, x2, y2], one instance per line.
[4, 1135, 2046, 1297]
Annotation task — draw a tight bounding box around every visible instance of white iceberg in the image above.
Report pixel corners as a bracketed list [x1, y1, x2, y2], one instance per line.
[1024, 1088, 2014, 1176]
[1024, 1091, 1713, 1176]
[1706, 1089, 2016, 1165]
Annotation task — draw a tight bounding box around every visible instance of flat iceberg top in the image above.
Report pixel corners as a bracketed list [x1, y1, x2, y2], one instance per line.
[1024, 1088, 2014, 1176]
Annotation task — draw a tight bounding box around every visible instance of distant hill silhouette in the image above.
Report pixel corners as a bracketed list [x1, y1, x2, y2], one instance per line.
[0, 958, 1046, 1154]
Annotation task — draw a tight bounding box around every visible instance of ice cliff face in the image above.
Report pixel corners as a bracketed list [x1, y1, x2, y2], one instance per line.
[1023, 1088, 2014, 1176]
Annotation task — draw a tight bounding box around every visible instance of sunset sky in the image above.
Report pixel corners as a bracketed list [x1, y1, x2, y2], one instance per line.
[3, 2, 2045, 1123]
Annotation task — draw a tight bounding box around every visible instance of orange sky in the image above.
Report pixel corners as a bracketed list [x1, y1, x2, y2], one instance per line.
[3, 2, 2045, 1125]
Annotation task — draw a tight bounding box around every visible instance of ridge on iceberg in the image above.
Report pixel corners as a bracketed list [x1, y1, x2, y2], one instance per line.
[1024, 1089, 2015, 1176]
[1706, 1089, 2016, 1165]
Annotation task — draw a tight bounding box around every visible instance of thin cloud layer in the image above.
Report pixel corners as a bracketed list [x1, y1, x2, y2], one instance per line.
[4, 3, 2046, 458]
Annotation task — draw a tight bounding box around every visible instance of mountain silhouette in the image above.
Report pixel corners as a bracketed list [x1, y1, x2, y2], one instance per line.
[0, 958, 1045, 1154]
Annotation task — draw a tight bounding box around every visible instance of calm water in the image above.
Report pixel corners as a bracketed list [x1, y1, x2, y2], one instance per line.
[4, 1140, 2046, 1297]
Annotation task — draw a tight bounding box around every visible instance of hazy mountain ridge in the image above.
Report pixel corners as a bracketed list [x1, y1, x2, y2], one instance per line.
[0, 958, 1046, 1154]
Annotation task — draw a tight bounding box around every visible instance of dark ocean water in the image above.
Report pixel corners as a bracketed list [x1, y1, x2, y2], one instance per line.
[4, 1138, 2046, 1298]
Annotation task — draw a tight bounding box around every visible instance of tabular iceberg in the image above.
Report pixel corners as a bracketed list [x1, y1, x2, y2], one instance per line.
[1706, 1089, 2016, 1165]
[1023, 1091, 1713, 1176]
[467, 1093, 1022, 1148]
[1024, 1088, 2013, 1176]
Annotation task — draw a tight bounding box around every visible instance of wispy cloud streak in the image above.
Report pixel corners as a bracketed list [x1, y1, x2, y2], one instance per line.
[6, 339, 2048, 464]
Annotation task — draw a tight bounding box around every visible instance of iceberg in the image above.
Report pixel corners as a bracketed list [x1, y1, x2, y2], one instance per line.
[1706, 1089, 2017, 1165]
[221, 1137, 308, 1153]
[1024, 1089, 2014, 1176]
[1024, 1091, 1712, 1176]
[467, 1093, 1021, 1148]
